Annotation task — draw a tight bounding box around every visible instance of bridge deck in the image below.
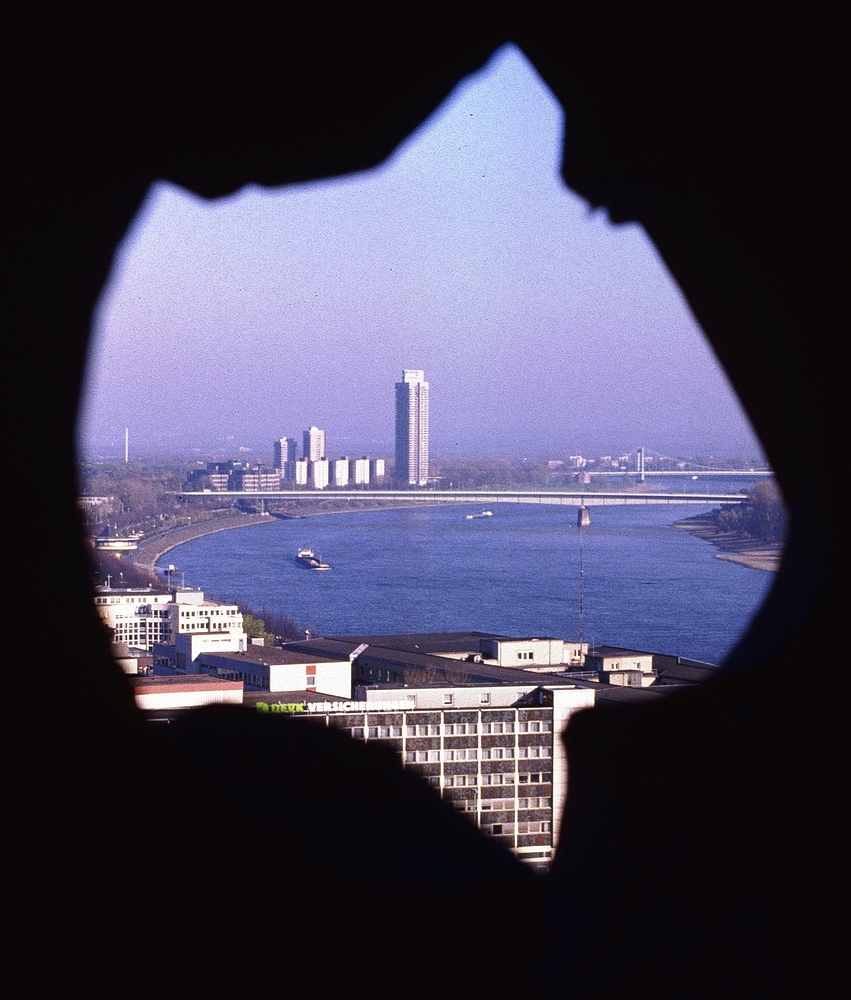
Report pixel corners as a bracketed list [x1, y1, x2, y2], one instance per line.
[177, 490, 744, 506]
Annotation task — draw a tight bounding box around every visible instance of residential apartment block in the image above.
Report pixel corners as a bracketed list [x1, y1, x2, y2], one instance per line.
[94, 587, 174, 650]
[261, 681, 593, 869]
[395, 369, 429, 485]
[303, 425, 326, 462]
[152, 589, 247, 671]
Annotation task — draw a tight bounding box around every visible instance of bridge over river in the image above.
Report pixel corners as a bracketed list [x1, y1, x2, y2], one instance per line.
[177, 489, 746, 508]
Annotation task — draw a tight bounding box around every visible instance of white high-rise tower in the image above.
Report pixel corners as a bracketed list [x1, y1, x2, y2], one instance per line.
[395, 369, 429, 485]
[303, 426, 326, 462]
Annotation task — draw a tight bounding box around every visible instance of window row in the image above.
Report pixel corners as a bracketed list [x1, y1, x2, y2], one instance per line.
[483, 821, 551, 835]
[406, 749, 478, 763]
[348, 720, 554, 738]
[439, 774, 540, 788]
[443, 693, 492, 705]
[518, 821, 552, 834]
[518, 721, 552, 733]
[480, 799, 515, 812]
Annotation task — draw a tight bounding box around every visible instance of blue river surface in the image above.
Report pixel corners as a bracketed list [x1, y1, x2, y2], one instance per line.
[159, 489, 777, 667]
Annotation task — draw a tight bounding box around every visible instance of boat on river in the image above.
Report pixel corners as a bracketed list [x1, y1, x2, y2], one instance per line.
[296, 547, 330, 570]
[465, 510, 494, 520]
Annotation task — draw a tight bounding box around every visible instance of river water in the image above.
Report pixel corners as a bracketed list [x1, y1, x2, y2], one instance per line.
[159, 483, 776, 666]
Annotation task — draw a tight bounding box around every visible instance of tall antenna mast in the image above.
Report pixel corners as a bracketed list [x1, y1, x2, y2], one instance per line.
[578, 517, 584, 653]
[577, 505, 590, 662]
[124, 427, 129, 464]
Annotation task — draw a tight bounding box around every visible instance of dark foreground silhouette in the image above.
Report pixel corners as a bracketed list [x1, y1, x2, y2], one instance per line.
[2, 7, 846, 997]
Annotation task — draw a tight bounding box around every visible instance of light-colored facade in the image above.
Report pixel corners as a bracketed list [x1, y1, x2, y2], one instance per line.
[270, 682, 594, 869]
[94, 588, 174, 650]
[273, 436, 298, 476]
[354, 457, 370, 485]
[370, 457, 385, 481]
[479, 637, 587, 669]
[311, 458, 329, 490]
[131, 675, 244, 712]
[232, 469, 281, 491]
[201, 647, 352, 698]
[585, 646, 656, 686]
[152, 590, 248, 671]
[294, 457, 309, 485]
[303, 426, 326, 462]
[332, 457, 350, 487]
[395, 369, 429, 485]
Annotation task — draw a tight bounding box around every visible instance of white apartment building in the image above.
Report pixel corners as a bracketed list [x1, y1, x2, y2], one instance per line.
[294, 457, 309, 485]
[333, 457, 350, 487]
[354, 457, 370, 485]
[395, 369, 429, 485]
[152, 589, 247, 672]
[303, 426, 326, 462]
[94, 588, 174, 650]
[292, 456, 330, 489]
[273, 436, 298, 474]
[311, 459, 329, 490]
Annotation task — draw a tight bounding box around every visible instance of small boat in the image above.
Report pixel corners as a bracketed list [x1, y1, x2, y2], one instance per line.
[296, 547, 330, 570]
[465, 510, 494, 520]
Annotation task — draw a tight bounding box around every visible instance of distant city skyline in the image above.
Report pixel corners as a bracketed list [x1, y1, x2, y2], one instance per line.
[79, 45, 766, 464]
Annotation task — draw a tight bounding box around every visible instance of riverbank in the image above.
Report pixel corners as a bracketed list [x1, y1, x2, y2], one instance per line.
[674, 512, 783, 572]
[128, 498, 456, 574]
[129, 512, 278, 573]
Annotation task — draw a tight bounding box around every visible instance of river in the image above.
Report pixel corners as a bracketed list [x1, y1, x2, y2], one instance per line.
[158, 485, 776, 666]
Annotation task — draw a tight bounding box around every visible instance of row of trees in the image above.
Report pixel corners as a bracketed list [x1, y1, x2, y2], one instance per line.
[429, 457, 551, 489]
[230, 607, 305, 645]
[80, 461, 187, 533]
[715, 480, 787, 542]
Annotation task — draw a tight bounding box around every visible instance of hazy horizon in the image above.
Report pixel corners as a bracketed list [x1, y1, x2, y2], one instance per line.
[79, 44, 767, 467]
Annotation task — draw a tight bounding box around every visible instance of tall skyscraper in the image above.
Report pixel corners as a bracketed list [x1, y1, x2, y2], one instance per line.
[273, 436, 298, 473]
[303, 426, 326, 463]
[395, 369, 429, 485]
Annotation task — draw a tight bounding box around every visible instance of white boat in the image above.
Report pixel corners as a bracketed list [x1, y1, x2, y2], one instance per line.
[465, 510, 494, 520]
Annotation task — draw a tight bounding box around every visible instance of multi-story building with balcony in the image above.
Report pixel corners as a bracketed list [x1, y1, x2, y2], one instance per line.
[260, 680, 593, 870]
[354, 456, 370, 485]
[332, 457, 350, 487]
[303, 425, 326, 462]
[273, 436, 299, 478]
[94, 587, 174, 650]
[152, 589, 247, 671]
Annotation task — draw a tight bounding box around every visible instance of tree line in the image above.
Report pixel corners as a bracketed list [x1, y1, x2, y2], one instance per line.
[714, 480, 786, 542]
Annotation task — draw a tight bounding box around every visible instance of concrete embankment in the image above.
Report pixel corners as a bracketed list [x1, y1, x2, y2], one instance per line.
[128, 498, 453, 575]
[129, 513, 277, 573]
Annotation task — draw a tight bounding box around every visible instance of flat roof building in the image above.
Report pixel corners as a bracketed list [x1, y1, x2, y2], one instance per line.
[254, 680, 594, 870]
[94, 586, 173, 650]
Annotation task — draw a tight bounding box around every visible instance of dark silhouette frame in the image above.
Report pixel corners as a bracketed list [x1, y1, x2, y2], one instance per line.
[2, 7, 845, 997]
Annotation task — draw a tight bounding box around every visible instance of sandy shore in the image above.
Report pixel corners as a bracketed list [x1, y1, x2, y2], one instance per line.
[674, 513, 783, 572]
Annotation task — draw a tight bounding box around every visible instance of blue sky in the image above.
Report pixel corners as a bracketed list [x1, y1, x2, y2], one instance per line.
[79, 44, 765, 464]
